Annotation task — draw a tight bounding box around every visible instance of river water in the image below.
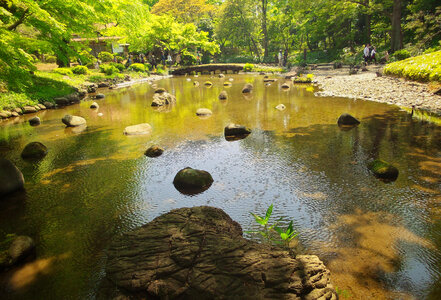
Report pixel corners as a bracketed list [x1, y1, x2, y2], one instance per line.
[0, 75, 440, 299]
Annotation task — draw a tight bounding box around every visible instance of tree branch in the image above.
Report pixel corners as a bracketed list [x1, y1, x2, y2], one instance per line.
[7, 8, 30, 31]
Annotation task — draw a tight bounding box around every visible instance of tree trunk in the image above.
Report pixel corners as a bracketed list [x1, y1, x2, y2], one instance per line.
[56, 39, 71, 68]
[366, 13, 371, 44]
[261, 0, 268, 58]
[391, 0, 402, 52]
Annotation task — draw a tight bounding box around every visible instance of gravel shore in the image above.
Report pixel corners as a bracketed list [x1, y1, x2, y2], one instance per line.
[309, 67, 441, 115]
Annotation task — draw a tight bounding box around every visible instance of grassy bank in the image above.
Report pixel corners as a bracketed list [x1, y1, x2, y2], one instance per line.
[383, 50, 441, 82]
[0, 65, 157, 111]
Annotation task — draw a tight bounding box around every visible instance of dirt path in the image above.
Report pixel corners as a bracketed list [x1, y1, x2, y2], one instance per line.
[303, 67, 441, 115]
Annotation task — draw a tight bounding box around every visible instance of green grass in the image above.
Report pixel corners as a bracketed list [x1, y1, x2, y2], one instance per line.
[383, 50, 441, 82]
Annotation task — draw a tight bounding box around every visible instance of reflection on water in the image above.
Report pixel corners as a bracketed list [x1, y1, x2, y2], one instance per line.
[0, 75, 440, 299]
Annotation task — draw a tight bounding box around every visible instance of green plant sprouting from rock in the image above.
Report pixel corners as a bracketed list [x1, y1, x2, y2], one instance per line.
[247, 204, 299, 251]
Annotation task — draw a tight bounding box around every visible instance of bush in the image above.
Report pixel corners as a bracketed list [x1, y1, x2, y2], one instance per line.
[46, 55, 57, 63]
[129, 63, 146, 72]
[383, 50, 441, 82]
[78, 50, 96, 65]
[53, 68, 73, 75]
[180, 53, 197, 66]
[72, 65, 88, 75]
[391, 49, 411, 61]
[143, 63, 151, 71]
[88, 75, 106, 83]
[100, 64, 119, 76]
[114, 55, 124, 63]
[243, 63, 254, 72]
[98, 51, 114, 63]
[110, 62, 125, 72]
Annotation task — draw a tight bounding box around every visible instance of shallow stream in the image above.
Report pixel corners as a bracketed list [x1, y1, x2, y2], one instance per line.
[0, 75, 440, 299]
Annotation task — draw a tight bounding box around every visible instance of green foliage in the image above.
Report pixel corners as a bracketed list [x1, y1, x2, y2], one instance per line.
[383, 50, 441, 82]
[53, 68, 73, 76]
[88, 75, 107, 83]
[293, 75, 313, 83]
[0, 92, 37, 110]
[72, 66, 89, 75]
[100, 64, 119, 76]
[143, 63, 152, 71]
[46, 56, 57, 63]
[114, 55, 125, 63]
[110, 62, 125, 72]
[78, 50, 96, 65]
[391, 49, 411, 61]
[243, 63, 254, 72]
[128, 63, 146, 72]
[335, 286, 352, 298]
[98, 52, 114, 63]
[247, 204, 299, 251]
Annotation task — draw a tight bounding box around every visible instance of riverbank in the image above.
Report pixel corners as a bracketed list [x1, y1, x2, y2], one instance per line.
[310, 67, 441, 115]
[0, 70, 169, 121]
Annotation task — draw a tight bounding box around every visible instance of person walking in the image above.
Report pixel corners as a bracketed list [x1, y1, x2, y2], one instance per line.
[278, 50, 283, 67]
[370, 46, 377, 64]
[363, 44, 370, 64]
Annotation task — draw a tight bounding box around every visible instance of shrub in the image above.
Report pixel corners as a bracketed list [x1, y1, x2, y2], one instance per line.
[88, 75, 106, 83]
[128, 63, 146, 72]
[383, 50, 441, 82]
[53, 68, 73, 75]
[391, 49, 411, 61]
[100, 64, 119, 76]
[110, 62, 125, 72]
[78, 50, 96, 65]
[72, 65, 88, 75]
[46, 55, 57, 63]
[143, 63, 152, 71]
[98, 51, 114, 63]
[114, 55, 124, 63]
[243, 63, 254, 72]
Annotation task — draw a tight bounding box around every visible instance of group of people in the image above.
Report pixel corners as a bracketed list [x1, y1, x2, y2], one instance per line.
[363, 44, 377, 64]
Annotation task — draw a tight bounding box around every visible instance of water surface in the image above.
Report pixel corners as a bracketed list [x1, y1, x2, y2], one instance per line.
[0, 75, 440, 299]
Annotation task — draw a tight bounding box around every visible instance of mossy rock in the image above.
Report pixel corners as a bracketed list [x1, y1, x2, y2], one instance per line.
[145, 145, 164, 158]
[21, 142, 48, 160]
[0, 159, 24, 197]
[173, 167, 213, 195]
[368, 159, 399, 181]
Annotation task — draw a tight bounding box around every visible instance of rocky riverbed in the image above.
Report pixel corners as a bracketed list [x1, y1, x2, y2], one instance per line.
[311, 67, 441, 115]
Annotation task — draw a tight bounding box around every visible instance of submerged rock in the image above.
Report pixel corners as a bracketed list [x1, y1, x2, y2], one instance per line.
[0, 235, 35, 270]
[151, 92, 176, 107]
[193, 81, 200, 87]
[224, 123, 251, 140]
[196, 108, 212, 116]
[242, 83, 253, 93]
[218, 73, 225, 78]
[337, 113, 360, 126]
[275, 104, 286, 111]
[96, 93, 105, 99]
[219, 91, 228, 100]
[173, 167, 213, 194]
[21, 142, 48, 160]
[223, 82, 232, 87]
[145, 145, 164, 158]
[100, 206, 337, 300]
[204, 81, 213, 86]
[124, 123, 152, 136]
[0, 158, 24, 197]
[28, 116, 41, 126]
[281, 83, 290, 89]
[368, 159, 399, 181]
[90, 102, 99, 109]
[62, 115, 86, 127]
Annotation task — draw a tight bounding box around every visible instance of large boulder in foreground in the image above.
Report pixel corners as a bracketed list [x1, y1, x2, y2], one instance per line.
[337, 113, 360, 126]
[0, 158, 24, 197]
[368, 159, 399, 181]
[21, 142, 48, 160]
[173, 167, 213, 195]
[62, 115, 86, 127]
[100, 206, 337, 300]
[124, 123, 152, 136]
[151, 92, 176, 107]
